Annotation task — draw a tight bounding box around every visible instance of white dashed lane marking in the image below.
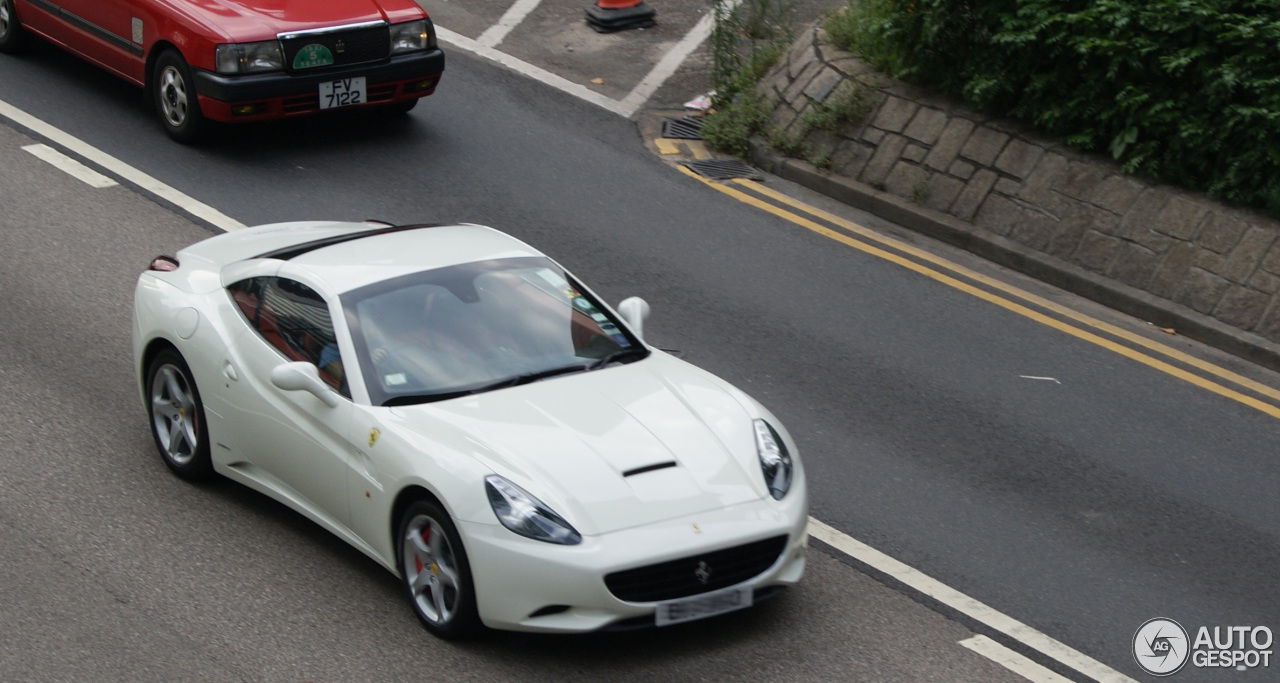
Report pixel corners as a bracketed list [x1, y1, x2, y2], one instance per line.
[0, 98, 244, 232]
[960, 635, 1075, 682]
[809, 518, 1136, 682]
[23, 143, 117, 188]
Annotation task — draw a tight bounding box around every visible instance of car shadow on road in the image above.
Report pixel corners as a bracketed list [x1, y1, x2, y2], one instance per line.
[199, 104, 440, 155]
[194, 472, 802, 659]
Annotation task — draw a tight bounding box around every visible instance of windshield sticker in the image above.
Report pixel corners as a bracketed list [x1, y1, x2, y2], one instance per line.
[601, 322, 630, 346]
[536, 268, 570, 288]
[384, 373, 408, 386]
[294, 44, 335, 69]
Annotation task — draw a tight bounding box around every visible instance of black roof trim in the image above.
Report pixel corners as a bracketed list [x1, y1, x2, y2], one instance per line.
[253, 223, 447, 261]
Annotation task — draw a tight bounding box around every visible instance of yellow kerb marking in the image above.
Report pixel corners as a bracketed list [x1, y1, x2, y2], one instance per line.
[734, 178, 1280, 405]
[675, 166, 1280, 420]
[654, 138, 712, 160]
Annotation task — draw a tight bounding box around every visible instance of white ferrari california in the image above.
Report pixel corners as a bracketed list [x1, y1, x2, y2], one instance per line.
[132, 221, 808, 637]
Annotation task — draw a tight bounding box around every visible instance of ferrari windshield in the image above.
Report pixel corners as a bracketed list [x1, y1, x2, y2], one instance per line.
[343, 257, 646, 406]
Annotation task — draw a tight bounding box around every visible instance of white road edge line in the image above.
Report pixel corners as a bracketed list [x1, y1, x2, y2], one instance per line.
[0, 48, 1125, 683]
[960, 635, 1075, 683]
[440, 2, 734, 119]
[808, 517, 1137, 683]
[476, 0, 546, 48]
[618, 0, 740, 116]
[23, 143, 118, 188]
[436, 27, 629, 116]
[0, 98, 245, 232]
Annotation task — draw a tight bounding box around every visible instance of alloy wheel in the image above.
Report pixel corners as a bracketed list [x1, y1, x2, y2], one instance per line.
[150, 363, 199, 466]
[401, 514, 461, 625]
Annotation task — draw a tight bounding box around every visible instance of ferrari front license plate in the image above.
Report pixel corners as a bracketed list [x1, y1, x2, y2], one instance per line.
[319, 77, 366, 110]
[655, 586, 752, 627]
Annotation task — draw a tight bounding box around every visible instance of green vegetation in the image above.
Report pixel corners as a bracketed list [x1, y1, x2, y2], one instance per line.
[824, 0, 1280, 215]
[703, 0, 875, 165]
[701, 0, 794, 157]
[801, 82, 873, 135]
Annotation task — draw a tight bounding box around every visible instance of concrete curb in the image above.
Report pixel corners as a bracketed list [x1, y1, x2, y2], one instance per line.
[748, 139, 1280, 374]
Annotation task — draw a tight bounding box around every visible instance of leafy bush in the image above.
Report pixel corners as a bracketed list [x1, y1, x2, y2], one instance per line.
[701, 87, 774, 157]
[825, 0, 1280, 215]
[701, 0, 793, 155]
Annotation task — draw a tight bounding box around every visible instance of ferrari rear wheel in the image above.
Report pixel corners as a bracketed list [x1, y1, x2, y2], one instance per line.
[153, 49, 207, 144]
[0, 0, 30, 54]
[397, 500, 480, 638]
[147, 349, 213, 480]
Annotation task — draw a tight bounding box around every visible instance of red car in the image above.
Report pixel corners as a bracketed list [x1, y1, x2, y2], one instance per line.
[0, 0, 444, 142]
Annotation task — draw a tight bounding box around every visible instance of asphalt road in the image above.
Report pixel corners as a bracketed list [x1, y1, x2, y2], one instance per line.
[0, 111, 1025, 682]
[2, 18, 1280, 682]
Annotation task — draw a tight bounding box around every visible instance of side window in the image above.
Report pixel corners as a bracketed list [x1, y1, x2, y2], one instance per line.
[227, 277, 348, 397]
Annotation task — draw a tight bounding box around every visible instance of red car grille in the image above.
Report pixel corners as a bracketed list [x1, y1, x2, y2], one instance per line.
[281, 24, 390, 72]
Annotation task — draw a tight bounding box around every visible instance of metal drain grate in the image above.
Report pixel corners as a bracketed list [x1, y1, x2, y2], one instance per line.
[681, 160, 763, 180]
[661, 117, 705, 140]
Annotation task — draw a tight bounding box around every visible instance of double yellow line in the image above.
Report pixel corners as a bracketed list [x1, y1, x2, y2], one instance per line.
[676, 164, 1280, 421]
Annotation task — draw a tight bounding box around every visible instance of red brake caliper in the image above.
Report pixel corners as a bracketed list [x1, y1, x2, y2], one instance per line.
[415, 526, 431, 573]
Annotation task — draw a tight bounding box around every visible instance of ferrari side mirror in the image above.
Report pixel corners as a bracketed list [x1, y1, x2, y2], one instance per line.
[270, 361, 340, 407]
[617, 297, 650, 340]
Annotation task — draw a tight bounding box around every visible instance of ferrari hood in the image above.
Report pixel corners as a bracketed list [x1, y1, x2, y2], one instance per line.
[409, 354, 768, 536]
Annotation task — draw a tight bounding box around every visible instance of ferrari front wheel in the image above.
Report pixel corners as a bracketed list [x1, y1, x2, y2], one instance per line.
[397, 499, 480, 639]
[146, 348, 213, 480]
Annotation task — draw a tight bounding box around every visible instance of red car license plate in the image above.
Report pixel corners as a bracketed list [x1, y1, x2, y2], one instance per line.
[319, 77, 366, 110]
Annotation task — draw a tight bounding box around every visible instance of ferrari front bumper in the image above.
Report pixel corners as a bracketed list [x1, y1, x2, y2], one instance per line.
[459, 487, 809, 633]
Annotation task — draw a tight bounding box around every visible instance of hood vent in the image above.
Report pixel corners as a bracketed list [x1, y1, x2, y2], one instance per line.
[622, 461, 678, 478]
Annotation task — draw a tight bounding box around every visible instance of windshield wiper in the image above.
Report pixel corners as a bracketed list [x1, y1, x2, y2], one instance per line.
[477, 363, 592, 391]
[382, 365, 590, 406]
[589, 346, 650, 370]
[383, 389, 479, 406]
[382, 357, 640, 407]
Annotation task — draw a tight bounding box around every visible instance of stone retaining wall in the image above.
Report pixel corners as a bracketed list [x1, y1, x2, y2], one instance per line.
[756, 25, 1280, 347]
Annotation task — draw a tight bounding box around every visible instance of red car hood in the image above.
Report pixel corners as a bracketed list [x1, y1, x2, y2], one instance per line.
[178, 0, 424, 42]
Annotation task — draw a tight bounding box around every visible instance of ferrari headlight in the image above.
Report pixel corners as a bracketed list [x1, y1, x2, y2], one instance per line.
[754, 419, 793, 500]
[485, 475, 581, 545]
[390, 19, 435, 54]
[215, 41, 284, 74]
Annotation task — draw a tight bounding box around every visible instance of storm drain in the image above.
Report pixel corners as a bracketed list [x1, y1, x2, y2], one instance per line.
[681, 159, 763, 181]
[660, 117, 705, 140]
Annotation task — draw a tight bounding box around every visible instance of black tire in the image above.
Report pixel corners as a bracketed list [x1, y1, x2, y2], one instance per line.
[146, 348, 213, 480]
[0, 0, 30, 54]
[152, 49, 207, 144]
[396, 499, 481, 639]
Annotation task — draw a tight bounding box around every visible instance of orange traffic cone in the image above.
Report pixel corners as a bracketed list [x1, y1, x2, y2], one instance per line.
[585, 0, 656, 33]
